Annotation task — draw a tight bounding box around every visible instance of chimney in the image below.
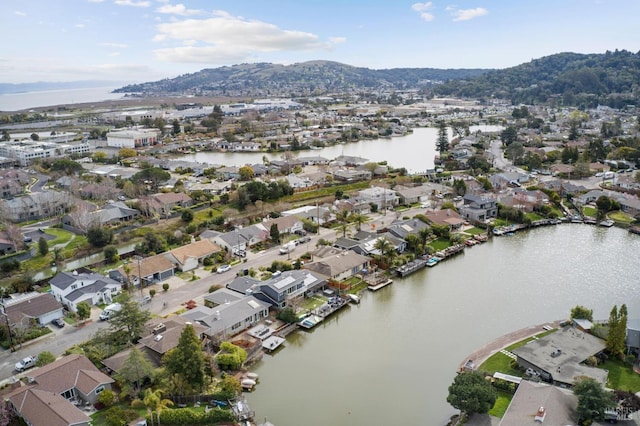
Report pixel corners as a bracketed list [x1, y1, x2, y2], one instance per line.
[534, 406, 546, 422]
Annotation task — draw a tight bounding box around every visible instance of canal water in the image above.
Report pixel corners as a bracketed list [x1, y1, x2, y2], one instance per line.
[246, 224, 640, 425]
[174, 125, 502, 173]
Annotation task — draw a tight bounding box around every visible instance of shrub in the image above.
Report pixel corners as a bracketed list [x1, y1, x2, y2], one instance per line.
[97, 389, 116, 408]
[162, 283, 169, 292]
[149, 289, 156, 298]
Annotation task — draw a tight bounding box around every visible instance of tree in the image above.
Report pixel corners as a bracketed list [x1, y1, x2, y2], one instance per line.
[104, 246, 119, 264]
[351, 213, 368, 231]
[36, 351, 56, 367]
[37, 237, 48, 256]
[172, 119, 181, 135]
[109, 293, 151, 344]
[573, 377, 615, 423]
[269, 223, 280, 244]
[30, 133, 39, 141]
[335, 209, 351, 238]
[76, 301, 92, 322]
[570, 305, 593, 322]
[452, 179, 467, 196]
[447, 371, 497, 415]
[164, 324, 206, 394]
[500, 126, 517, 146]
[143, 388, 173, 426]
[117, 346, 155, 398]
[92, 151, 108, 163]
[132, 167, 171, 192]
[118, 147, 137, 158]
[180, 208, 194, 223]
[437, 120, 449, 153]
[87, 225, 113, 248]
[606, 304, 628, 359]
[214, 342, 247, 371]
[97, 389, 116, 408]
[238, 165, 254, 181]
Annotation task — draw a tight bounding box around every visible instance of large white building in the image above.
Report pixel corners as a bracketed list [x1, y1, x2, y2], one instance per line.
[0, 140, 90, 166]
[106, 129, 158, 148]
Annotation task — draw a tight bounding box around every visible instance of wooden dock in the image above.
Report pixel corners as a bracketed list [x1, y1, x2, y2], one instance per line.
[368, 278, 393, 291]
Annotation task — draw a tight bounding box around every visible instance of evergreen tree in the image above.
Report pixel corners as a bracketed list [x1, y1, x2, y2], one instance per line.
[164, 324, 206, 394]
[38, 237, 48, 256]
[437, 120, 449, 153]
[117, 346, 155, 398]
[109, 293, 151, 344]
[447, 371, 497, 415]
[573, 377, 615, 423]
[269, 223, 280, 244]
[607, 304, 628, 359]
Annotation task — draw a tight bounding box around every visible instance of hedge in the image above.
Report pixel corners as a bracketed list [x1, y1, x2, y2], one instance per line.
[155, 407, 234, 424]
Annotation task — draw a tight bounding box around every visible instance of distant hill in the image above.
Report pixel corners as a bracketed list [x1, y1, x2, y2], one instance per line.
[113, 60, 489, 96]
[0, 80, 123, 95]
[433, 50, 640, 108]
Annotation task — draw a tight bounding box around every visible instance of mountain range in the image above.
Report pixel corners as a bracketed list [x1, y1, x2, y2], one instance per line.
[114, 50, 640, 108]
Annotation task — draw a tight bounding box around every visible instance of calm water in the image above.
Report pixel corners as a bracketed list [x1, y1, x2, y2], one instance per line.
[0, 87, 124, 111]
[176, 127, 439, 173]
[247, 225, 640, 425]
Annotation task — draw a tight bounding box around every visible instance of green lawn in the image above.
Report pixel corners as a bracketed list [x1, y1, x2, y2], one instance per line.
[582, 206, 597, 218]
[44, 228, 74, 246]
[479, 352, 520, 376]
[609, 211, 634, 224]
[525, 212, 544, 221]
[489, 390, 513, 418]
[428, 238, 451, 251]
[463, 227, 485, 236]
[600, 358, 640, 392]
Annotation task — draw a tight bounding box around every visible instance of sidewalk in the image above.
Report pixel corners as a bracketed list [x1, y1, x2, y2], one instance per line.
[459, 319, 564, 371]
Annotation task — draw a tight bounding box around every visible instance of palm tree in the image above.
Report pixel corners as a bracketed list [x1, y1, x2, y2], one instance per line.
[351, 213, 369, 231]
[373, 237, 394, 268]
[335, 208, 351, 237]
[143, 388, 173, 426]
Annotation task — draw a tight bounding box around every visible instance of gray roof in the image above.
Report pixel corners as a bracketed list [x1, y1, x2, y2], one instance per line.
[387, 218, 429, 239]
[205, 287, 245, 305]
[226, 276, 261, 295]
[181, 296, 269, 336]
[512, 326, 607, 386]
[50, 271, 120, 291]
[499, 380, 577, 426]
[260, 270, 325, 294]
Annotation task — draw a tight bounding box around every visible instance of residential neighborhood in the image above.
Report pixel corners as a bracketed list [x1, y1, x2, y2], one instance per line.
[0, 91, 639, 426]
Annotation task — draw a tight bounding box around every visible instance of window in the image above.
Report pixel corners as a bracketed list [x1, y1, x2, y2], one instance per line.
[95, 385, 105, 394]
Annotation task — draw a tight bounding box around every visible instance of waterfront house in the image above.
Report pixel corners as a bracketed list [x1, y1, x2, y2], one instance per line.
[499, 380, 577, 426]
[250, 270, 327, 309]
[387, 217, 431, 239]
[49, 271, 122, 313]
[459, 194, 498, 223]
[181, 296, 270, 339]
[304, 251, 370, 282]
[511, 326, 607, 387]
[423, 209, 465, 230]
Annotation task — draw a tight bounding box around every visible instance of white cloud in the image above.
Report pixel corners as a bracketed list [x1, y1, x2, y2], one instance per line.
[108, 52, 121, 57]
[156, 3, 202, 16]
[412, 2, 434, 22]
[114, 0, 151, 7]
[87, 0, 105, 3]
[14, 10, 27, 17]
[153, 11, 343, 64]
[447, 6, 488, 22]
[329, 37, 347, 45]
[101, 42, 129, 48]
[75, 23, 86, 29]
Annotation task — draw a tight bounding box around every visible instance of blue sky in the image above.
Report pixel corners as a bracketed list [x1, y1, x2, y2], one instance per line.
[2, 0, 639, 84]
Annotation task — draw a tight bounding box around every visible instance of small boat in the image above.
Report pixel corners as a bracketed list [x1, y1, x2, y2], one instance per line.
[241, 379, 257, 389]
[246, 372, 259, 380]
[426, 257, 440, 267]
[347, 294, 360, 304]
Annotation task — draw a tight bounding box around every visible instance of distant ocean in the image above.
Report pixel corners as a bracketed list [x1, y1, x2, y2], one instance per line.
[0, 86, 125, 112]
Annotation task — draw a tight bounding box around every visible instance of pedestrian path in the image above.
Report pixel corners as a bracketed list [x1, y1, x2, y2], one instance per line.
[499, 349, 517, 360]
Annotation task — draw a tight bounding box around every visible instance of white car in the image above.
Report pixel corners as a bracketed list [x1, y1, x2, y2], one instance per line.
[217, 264, 231, 274]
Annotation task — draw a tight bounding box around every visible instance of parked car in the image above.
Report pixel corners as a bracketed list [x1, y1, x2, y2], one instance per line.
[294, 229, 307, 236]
[234, 249, 246, 258]
[525, 368, 540, 377]
[15, 355, 37, 372]
[217, 264, 231, 274]
[51, 318, 65, 328]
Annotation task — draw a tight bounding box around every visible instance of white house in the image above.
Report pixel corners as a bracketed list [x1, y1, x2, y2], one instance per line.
[49, 271, 122, 312]
[106, 129, 158, 148]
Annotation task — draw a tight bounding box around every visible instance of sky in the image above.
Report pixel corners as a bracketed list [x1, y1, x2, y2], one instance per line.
[2, 0, 639, 85]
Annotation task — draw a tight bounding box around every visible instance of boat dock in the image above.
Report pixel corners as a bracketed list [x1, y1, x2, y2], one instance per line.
[434, 243, 465, 260]
[261, 336, 285, 352]
[298, 296, 349, 329]
[394, 258, 428, 277]
[368, 278, 393, 291]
